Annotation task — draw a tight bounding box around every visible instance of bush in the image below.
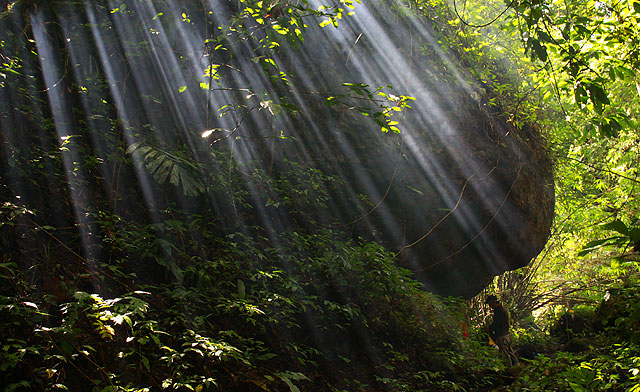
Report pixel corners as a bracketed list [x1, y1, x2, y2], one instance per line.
[1, 217, 490, 391]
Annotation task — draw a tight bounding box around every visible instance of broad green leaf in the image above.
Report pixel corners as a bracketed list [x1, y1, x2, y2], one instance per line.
[601, 220, 630, 236]
[147, 155, 167, 175]
[169, 165, 180, 187]
[588, 84, 610, 105]
[575, 85, 588, 104]
[530, 39, 548, 62]
[578, 236, 625, 256]
[125, 141, 141, 154]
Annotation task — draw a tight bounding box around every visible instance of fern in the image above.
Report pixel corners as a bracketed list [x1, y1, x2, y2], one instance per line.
[126, 142, 206, 197]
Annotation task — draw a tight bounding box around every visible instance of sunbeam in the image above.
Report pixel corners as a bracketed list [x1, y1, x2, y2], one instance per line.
[0, 0, 555, 388]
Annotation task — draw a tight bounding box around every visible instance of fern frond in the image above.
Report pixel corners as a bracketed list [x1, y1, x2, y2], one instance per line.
[126, 142, 206, 197]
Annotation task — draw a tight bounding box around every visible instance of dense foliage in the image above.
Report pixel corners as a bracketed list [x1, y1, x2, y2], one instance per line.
[451, 0, 640, 390]
[1, 210, 479, 391]
[1, 0, 640, 391]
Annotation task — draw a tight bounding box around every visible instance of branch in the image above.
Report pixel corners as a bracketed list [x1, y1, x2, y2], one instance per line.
[452, 0, 516, 28]
[558, 153, 640, 185]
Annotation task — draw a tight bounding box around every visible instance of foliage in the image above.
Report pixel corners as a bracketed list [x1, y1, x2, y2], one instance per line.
[446, 0, 640, 263]
[1, 203, 504, 390]
[500, 276, 640, 392]
[126, 142, 206, 197]
[511, 345, 640, 392]
[451, 0, 640, 136]
[580, 220, 640, 257]
[511, 0, 639, 135]
[447, 3, 640, 389]
[2, 0, 640, 390]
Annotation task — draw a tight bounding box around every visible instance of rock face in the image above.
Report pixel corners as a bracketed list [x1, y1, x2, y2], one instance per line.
[247, 2, 556, 297]
[0, 0, 554, 298]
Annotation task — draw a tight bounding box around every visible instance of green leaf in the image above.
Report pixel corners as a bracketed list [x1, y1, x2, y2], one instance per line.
[615, 66, 636, 80]
[276, 372, 308, 392]
[527, 7, 542, 27]
[578, 236, 627, 256]
[178, 86, 187, 93]
[579, 238, 610, 256]
[153, 160, 172, 183]
[146, 154, 166, 175]
[125, 141, 142, 154]
[169, 165, 180, 187]
[599, 121, 614, 137]
[601, 220, 630, 236]
[588, 84, 610, 105]
[531, 39, 548, 62]
[141, 356, 150, 371]
[575, 84, 588, 104]
[607, 118, 621, 133]
[574, 24, 590, 37]
[126, 143, 205, 196]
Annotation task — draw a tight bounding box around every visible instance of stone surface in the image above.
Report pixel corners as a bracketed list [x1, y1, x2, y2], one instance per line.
[250, 3, 556, 297]
[0, 0, 554, 298]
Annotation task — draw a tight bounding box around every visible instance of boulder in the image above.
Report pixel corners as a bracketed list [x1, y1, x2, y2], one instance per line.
[0, 0, 554, 298]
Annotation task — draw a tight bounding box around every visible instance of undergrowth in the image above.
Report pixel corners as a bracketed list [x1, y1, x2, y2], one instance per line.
[0, 207, 498, 392]
[3, 206, 640, 392]
[505, 275, 640, 392]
